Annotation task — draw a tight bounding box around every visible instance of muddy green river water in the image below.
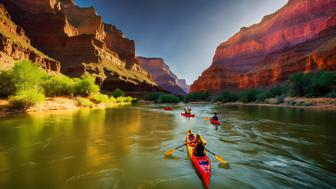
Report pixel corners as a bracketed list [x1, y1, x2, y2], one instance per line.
[0, 104, 335, 189]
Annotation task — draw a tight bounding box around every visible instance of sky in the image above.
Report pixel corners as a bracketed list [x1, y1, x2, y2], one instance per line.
[76, 0, 288, 84]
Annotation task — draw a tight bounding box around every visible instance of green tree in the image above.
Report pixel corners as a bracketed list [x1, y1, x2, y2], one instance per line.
[310, 71, 336, 97]
[111, 88, 125, 97]
[74, 75, 100, 96]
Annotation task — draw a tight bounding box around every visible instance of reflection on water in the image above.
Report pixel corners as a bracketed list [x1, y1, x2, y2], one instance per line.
[0, 105, 336, 189]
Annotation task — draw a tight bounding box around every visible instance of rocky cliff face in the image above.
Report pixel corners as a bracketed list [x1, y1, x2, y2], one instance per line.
[137, 57, 189, 95]
[1, 0, 159, 92]
[0, 4, 60, 71]
[191, 0, 336, 93]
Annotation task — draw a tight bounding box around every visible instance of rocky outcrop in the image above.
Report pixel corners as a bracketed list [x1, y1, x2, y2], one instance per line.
[0, 4, 60, 71]
[1, 0, 159, 92]
[191, 0, 336, 93]
[137, 57, 189, 95]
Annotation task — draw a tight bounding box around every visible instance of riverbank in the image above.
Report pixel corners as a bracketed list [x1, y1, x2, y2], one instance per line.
[0, 97, 132, 116]
[220, 97, 336, 111]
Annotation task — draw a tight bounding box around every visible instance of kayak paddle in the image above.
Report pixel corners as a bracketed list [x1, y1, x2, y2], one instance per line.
[203, 117, 210, 121]
[205, 148, 228, 165]
[165, 143, 186, 156]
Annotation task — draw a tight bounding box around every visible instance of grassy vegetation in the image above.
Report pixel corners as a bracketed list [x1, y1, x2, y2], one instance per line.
[144, 92, 180, 103]
[184, 92, 209, 103]
[0, 60, 136, 109]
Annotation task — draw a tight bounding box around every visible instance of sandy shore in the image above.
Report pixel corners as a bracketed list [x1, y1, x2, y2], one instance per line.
[0, 97, 132, 116]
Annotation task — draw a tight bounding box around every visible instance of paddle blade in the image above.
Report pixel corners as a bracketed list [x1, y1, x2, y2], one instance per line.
[203, 117, 210, 121]
[215, 155, 229, 165]
[165, 149, 175, 156]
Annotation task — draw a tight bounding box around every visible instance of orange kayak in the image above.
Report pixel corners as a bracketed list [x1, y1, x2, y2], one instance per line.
[186, 131, 211, 188]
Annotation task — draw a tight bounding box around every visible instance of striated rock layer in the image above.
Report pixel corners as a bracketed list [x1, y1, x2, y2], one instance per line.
[0, 4, 60, 71]
[1, 0, 160, 92]
[137, 57, 189, 95]
[191, 0, 336, 93]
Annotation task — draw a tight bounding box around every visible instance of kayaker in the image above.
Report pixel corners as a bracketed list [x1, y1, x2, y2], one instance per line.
[211, 112, 219, 121]
[187, 129, 195, 142]
[193, 134, 206, 157]
[184, 108, 192, 115]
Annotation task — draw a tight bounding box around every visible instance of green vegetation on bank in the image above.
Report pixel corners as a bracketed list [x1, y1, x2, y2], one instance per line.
[0, 60, 135, 109]
[184, 92, 209, 103]
[144, 92, 180, 103]
[211, 71, 336, 104]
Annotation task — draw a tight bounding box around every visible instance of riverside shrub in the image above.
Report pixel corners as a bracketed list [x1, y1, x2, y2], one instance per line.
[184, 92, 209, 103]
[157, 93, 180, 103]
[9, 88, 45, 109]
[112, 88, 125, 97]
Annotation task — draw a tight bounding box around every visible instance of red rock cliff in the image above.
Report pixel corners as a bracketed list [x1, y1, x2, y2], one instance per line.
[2, 0, 159, 92]
[0, 4, 60, 71]
[137, 57, 189, 95]
[191, 0, 336, 93]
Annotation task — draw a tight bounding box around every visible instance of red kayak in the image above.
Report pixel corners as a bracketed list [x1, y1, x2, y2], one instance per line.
[163, 107, 173, 111]
[181, 113, 195, 117]
[186, 131, 211, 188]
[210, 118, 220, 126]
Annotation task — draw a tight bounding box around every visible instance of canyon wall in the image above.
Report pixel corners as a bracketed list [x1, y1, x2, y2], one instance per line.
[137, 57, 189, 95]
[1, 0, 160, 92]
[0, 4, 60, 71]
[191, 0, 336, 93]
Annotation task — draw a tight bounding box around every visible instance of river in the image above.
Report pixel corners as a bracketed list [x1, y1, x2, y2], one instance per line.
[0, 104, 335, 189]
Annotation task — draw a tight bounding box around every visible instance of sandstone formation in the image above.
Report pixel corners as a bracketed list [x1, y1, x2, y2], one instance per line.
[137, 57, 189, 95]
[0, 4, 60, 71]
[191, 0, 336, 93]
[1, 0, 160, 92]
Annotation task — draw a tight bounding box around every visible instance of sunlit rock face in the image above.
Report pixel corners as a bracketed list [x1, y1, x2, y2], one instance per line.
[0, 4, 60, 71]
[191, 0, 336, 93]
[137, 57, 189, 95]
[1, 0, 159, 92]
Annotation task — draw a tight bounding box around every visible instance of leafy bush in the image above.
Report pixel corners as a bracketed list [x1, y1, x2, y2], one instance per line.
[9, 88, 45, 109]
[144, 92, 179, 103]
[11, 60, 47, 90]
[42, 74, 75, 97]
[256, 91, 268, 102]
[74, 75, 100, 96]
[144, 92, 164, 101]
[289, 72, 313, 97]
[116, 96, 134, 103]
[269, 85, 285, 97]
[325, 91, 336, 98]
[109, 96, 117, 103]
[184, 92, 209, 103]
[221, 92, 238, 102]
[212, 95, 223, 103]
[238, 89, 258, 103]
[157, 93, 180, 103]
[0, 70, 15, 97]
[76, 97, 93, 107]
[90, 93, 110, 103]
[111, 88, 125, 97]
[309, 71, 336, 97]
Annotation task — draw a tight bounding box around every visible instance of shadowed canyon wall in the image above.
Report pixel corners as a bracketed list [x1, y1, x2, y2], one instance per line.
[0, 4, 60, 71]
[191, 0, 336, 93]
[1, 0, 160, 92]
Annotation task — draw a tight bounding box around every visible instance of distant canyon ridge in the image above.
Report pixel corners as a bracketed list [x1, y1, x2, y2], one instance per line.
[191, 0, 336, 93]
